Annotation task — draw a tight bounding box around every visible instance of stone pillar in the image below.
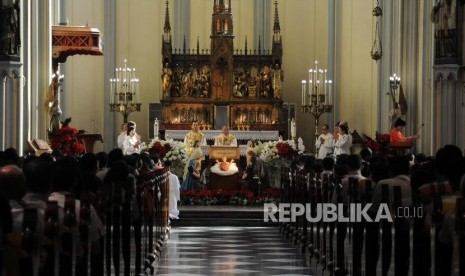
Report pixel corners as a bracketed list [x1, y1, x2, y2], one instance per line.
[0, 60, 23, 152]
[433, 64, 460, 149]
[103, 0, 116, 151]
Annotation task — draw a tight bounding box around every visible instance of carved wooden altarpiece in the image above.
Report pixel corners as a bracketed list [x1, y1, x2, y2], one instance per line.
[160, 0, 285, 132]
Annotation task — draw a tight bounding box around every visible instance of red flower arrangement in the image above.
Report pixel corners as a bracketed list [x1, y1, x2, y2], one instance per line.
[276, 142, 297, 158]
[180, 188, 281, 206]
[48, 118, 86, 156]
[364, 132, 390, 155]
[148, 141, 172, 158]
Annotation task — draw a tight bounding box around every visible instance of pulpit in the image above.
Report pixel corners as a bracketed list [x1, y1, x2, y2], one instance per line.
[208, 146, 241, 191]
[77, 133, 103, 153]
[389, 139, 415, 156]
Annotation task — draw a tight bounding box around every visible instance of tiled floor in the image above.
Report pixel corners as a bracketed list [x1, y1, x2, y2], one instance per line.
[156, 227, 313, 275]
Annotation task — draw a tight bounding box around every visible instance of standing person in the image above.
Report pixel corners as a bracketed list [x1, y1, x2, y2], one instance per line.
[123, 121, 141, 155]
[117, 123, 128, 150]
[334, 124, 351, 156]
[214, 125, 237, 146]
[165, 161, 180, 219]
[181, 146, 203, 191]
[390, 118, 417, 143]
[242, 151, 268, 190]
[315, 124, 334, 159]
[184, 122, 206, 157]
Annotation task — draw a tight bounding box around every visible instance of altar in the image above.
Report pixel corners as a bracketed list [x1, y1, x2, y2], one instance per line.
[208, 146, 241, 191]
[165, 130, 279, 143]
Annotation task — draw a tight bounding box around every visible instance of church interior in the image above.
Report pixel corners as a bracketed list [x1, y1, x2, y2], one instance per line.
[1, 0, 465, 275]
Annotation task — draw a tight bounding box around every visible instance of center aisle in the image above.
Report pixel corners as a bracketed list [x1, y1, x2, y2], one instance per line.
[156, 227, 313, 275]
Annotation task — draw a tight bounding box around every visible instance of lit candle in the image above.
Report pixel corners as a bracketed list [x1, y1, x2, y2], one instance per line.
[137, 79, 140, 103]
[324, 80, 328, 105]
[314, 61, 318, 92]
[316, 80, 320, 97]
[301, 80, 306, 106]
[328, 80, 333, 105]
[324, 69, 327, 102]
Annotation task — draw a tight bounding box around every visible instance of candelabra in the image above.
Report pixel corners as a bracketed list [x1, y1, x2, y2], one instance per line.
[301, 61, 333, 153]
[109, 60, 141, 123]
[388, 73, 401, 126]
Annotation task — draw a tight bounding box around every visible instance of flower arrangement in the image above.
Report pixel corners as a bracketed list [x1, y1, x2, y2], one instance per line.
[180, 187, 281, 206]
[147, 137, 188, 177]
[48, 118, 86, 156]
[364, 132, 390, 155]
[253, 138, 304, 165]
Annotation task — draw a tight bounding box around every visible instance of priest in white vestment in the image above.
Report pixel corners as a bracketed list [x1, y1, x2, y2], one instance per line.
[214, 126, 237, 146]
[315, 124, 334, 159]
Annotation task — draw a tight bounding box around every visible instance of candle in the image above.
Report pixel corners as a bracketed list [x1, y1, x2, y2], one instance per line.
[324, 69, 327, 103]
[328, 80, 333, 105]
[301, 80, 306, 106]
[324, 80, 328, 105]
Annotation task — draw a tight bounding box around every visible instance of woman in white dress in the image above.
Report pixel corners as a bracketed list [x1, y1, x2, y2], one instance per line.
[334, 124, 351, 156]
[123, 121, 141, 155]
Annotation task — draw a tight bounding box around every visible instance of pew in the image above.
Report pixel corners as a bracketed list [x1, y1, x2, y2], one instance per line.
[278, 166, 464, 276]
[1, 167, 171, 276]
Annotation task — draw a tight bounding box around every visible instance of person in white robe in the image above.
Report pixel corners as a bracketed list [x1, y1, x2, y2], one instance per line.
[315, 124, 334, 159]
[334, 124, 351, 156]
[117, 123, 127, 149]
[214, 126, 237, 146]
[165, 161, 180, 219]
[123, 121, 141, 155]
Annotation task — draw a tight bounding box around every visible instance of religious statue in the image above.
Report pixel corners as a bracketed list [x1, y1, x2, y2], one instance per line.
[170, 71, 182, 97]
[153, 117, 159, 137]
[260, 70, 272, 98]
[0, 0, 20, 56]
[233, 71, 248, 98]
[161, 65, 172, 98]
[198, 67, 210, 98]
[291, 118, 296, 139]
[272, 65, 283, 99]
[214, 126, 237, 146]
[47, 70, 64, 133]
[431, 0, 458, 59]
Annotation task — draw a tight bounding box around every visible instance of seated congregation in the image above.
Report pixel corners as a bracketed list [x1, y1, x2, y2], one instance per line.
[0, 148, 175, 276]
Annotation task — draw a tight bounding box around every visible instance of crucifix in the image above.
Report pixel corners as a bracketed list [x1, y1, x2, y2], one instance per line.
[213, 76, 224, 100]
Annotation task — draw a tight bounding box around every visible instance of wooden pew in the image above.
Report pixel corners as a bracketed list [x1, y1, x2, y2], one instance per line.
[457, 198, 465, 276]
[393, 186, 409, 276]
[20, 208, 38, 276]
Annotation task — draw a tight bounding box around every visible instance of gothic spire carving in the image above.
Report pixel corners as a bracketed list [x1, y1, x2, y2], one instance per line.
[273, 1, 281, 42]
[163, 0, 171, 44]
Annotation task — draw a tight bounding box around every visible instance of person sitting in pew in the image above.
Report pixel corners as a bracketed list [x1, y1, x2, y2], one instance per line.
[48, 158, 105, 254]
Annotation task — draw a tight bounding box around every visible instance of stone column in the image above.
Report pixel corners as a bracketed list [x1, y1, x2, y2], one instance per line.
[433, 64, 460, 149]
[0, 61, 23, 151]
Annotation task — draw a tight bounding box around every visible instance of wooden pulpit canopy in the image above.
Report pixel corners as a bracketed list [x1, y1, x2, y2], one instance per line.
[52, 26, 103, 65]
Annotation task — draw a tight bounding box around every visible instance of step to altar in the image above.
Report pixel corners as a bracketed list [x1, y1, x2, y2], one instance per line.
[171, 205, 278, 227]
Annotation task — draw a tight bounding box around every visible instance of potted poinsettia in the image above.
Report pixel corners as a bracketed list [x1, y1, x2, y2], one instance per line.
[48, 118, 86, 157]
